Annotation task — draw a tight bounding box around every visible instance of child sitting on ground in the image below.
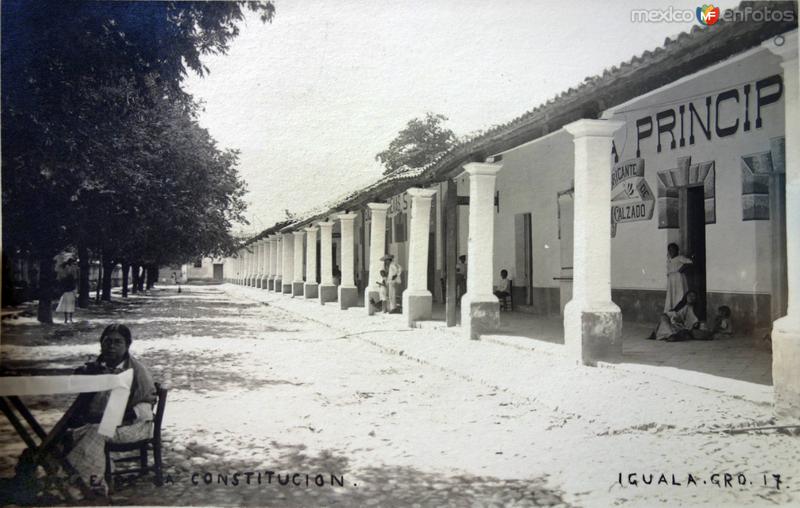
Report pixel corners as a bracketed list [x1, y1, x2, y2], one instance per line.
[711, 305, 733, 339]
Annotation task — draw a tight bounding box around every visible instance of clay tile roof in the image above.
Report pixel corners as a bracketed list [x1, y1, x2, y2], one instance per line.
[250, 0, 796, 241]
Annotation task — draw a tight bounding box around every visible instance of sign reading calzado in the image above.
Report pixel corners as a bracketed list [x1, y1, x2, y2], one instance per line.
[611, 158, 654, 224]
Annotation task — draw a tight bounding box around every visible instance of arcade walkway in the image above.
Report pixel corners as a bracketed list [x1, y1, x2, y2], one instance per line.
[429, 304, 773, 388]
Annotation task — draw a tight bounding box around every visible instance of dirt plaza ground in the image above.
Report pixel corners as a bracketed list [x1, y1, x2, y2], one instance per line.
[1, 284, 798, 507]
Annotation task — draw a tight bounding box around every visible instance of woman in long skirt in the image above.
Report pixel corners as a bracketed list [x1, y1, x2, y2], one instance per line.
[664, 243, 693, 312]
[56, 258, 78, 323]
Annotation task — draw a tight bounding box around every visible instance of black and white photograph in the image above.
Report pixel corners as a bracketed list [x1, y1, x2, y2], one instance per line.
[1, 0, 799, 506]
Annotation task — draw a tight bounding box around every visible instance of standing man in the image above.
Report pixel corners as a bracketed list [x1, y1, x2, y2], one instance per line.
[456, 255, 467, 302]
[383, 255, 403, 313]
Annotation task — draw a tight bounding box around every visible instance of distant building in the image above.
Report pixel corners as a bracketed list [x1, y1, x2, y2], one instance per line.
[183, 257, 225, 282]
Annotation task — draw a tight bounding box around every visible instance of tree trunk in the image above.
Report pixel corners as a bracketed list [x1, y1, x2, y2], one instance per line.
[1, 251, 14, 306]
[36, 257, 55, 324]
[101, 254, 114, 302]
[121, 263, 130, 298]
[95, 262, 102, 302]
[131, 264, 139, 294]
[78, 245, 90, 308]
[137, 265, 146, 292]
[145, 263, 158, 290]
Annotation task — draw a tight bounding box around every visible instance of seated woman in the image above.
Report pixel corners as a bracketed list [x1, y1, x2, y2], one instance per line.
[651, 290, 710, 341]
[65, 324, 156, 496]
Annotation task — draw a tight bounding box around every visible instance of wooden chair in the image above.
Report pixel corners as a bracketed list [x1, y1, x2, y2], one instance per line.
[104, 383, 167, 492]
[498, 280, 513, 311]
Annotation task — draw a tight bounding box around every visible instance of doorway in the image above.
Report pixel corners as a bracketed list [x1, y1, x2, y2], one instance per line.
[427, 232, 436, 294]
[681, 186, 707, 319]
[514, 213, 533, 305]
[213, 263, 223, 281]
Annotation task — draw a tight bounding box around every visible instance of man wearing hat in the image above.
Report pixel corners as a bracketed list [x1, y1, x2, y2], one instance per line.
[382, 255, 403, 313]
[65, 323, 156, 496]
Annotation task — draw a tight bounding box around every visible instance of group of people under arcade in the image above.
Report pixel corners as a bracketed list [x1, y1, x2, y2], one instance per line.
[648, 243, 733, 342]
[369, 254, 404, 313]
[374, 241, 733, 342]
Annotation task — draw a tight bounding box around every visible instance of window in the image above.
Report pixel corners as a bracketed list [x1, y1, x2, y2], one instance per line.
[194, 258, 203, 268]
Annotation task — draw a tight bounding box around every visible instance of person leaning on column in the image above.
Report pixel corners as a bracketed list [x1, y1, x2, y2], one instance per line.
[383, 254, 403, 313]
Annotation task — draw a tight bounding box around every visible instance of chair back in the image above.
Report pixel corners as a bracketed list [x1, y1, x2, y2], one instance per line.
[152, 383, 168, 440]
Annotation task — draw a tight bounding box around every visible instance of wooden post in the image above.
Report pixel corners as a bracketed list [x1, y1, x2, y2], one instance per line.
[445, 180, 458, 327]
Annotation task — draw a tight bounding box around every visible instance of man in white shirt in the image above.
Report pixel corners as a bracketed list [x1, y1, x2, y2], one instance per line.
[493, 269, 512, 299]
[383, 255, 403, 312]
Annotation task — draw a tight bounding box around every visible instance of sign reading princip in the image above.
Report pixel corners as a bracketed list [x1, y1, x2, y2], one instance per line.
[611, 158, 655, 226]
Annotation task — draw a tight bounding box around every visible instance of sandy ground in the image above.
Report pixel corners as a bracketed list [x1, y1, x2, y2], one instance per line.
[0, 284, 797, 507]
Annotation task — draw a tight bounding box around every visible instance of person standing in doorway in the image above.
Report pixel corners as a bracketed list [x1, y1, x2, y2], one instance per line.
[56, 258, 78, 324]
[456, 255, 467, 301]
[665, 243, 693, 312]
[383, 255, 403, 313]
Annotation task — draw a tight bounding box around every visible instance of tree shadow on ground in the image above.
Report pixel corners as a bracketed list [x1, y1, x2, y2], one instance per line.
[110, 440, 570, 507]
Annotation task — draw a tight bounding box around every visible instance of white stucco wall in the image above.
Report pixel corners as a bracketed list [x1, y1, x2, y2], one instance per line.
[491, 131, 575, 289]
[606, 49, 784, 295]
[475, 47, 785, 297]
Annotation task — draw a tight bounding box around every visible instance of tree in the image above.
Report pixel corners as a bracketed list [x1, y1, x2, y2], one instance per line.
[2, 0, 272, 320]
[375, 112, 457, 176]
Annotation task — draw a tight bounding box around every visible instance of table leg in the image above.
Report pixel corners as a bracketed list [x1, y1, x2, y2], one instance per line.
[9, 396, 47, 439]
[0, 397, 38, 449]
[0, 394, 95, 500]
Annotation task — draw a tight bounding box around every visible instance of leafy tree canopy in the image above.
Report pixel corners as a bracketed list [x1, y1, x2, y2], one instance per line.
[2, 0, 271, 262]
[375, 113, 457, 176]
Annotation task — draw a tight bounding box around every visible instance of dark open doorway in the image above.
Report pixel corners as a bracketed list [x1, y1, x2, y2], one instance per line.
[514, 212, 533, 305]
[681, 186, 707, 319]
[316, 239, 321, 283]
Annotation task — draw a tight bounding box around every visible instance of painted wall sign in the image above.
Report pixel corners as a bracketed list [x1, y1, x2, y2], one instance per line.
[630, 74, 783, 158]
[387, 192, 409, 218]
[611, 158, 655, 226]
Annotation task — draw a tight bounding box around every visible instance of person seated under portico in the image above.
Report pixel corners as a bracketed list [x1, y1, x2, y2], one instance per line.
[493, 269, 512, 300]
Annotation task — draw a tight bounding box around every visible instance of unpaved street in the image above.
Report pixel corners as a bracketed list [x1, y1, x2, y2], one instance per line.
[1, 285, 797, 507]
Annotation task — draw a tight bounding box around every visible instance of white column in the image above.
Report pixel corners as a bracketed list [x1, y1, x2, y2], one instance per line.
[563, 119, 625, 365]
[261, 236, 272, 289]
[260, 239, 268, 288]
[254, 240, 263, 288]
[402, 188, 437, 325]
[273, 234, 283, 291]
[318, 221, 336, 303]
[269, 235, 278, 290]
[461, 163, 503, 339]
[292, 231, 305, 296]
[240, 248, 246, 285]
[767, 31, 800, 420]
[249, 244, 257, 286]
[241, 250, 246, 284]
[234, 253, 239, 283]
[304, 226, 319, 298]
[281, 231, 294, 293]
[365, 203, 390, 314]
[337, 213, 358, 309]
[245, 246, 252, 286]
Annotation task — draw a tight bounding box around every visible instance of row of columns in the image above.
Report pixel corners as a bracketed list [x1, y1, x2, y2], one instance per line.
[224, 119, 677, 356]
[227, 168, 505, 336]
[226, 31, 799, 418]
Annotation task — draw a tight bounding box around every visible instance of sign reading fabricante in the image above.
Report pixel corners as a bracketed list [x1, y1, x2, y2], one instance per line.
[611, 158, 655, 224]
